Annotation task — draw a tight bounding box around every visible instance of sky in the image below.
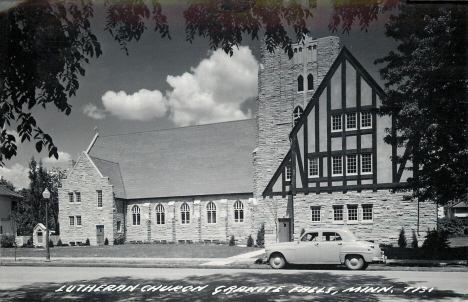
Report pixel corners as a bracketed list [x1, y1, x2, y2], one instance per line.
[0, 1, 399, 189]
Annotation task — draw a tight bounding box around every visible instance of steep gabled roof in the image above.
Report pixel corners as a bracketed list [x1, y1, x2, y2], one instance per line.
[88, 119, 255, 199]
[0, 184, 22, 198]
[90, 157, 126, 199]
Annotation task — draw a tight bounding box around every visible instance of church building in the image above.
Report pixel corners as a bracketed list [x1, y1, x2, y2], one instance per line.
[58, 36, 437, 246]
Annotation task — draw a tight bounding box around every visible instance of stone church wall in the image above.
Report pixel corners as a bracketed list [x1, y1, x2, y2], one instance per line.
[125, 194, 254, 244]
[59, 154, 115, 245]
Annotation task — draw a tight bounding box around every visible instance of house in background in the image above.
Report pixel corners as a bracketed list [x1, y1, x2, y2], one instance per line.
[0, 184, 22, 236]
[58, 35, 437, 245]
[445, 200, 468, 219]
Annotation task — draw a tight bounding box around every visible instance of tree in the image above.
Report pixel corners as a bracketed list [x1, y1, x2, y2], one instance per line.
[398, 227, 406, 248]
[1, 0, 392, 166]
[376, 3, 468, 206]
[0, 177, 16, 192]
[10, 157, 64, 235]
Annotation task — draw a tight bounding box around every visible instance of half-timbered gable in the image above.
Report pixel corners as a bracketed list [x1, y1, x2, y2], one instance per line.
[263, 47, 411, 197]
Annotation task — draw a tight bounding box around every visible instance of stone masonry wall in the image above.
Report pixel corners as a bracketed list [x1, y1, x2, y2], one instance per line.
[125, 194, 255, 244]
[258, 190, 436, 245]
[59, 153, 116, 245]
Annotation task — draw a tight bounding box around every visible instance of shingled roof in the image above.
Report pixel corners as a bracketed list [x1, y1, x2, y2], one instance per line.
[0, 184, 22, 198]
[88, 119, 256, 199]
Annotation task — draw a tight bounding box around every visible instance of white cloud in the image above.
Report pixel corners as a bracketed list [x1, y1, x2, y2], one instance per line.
[0, 163, 29, 190]
[42, 151, 72, 164]
[83, 103, 106, 120]
[94, 46, 258, 126]
[166, 46, 258, 126]
[101, 89, 168, 121]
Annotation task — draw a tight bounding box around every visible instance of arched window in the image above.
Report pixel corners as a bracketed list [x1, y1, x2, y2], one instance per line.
[297, 75, 304, 92]
[131, 205, 140, 226]
[181, 203, 190, 224]
[234, 200, 244, 223]
[155, 204, 165, 225]
[293, 106, 304, 125]
[207, 201, 216, 224]
[307, 74, 314, 91]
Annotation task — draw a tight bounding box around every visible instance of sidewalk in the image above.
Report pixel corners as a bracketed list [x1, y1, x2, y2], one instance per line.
[0, 249, 267, 268]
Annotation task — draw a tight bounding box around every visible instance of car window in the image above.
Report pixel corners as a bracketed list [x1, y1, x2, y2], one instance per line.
[301, 232, 319, 242]
[322, 232, 342, 241]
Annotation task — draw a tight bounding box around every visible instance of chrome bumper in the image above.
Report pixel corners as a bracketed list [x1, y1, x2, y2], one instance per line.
[372, 251, 387, 263]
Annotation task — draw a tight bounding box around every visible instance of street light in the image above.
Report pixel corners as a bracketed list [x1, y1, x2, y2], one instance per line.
[43, 188, 51, 262]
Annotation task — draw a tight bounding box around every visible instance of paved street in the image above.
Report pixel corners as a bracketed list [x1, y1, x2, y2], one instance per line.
[0, 266, 467, 301]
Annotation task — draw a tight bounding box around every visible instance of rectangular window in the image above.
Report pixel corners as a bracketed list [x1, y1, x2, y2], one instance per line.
[332, 114, 342, 131]
[333, 205, 344, 221]
[332, 156, 343, 175]
[347, 155, 357, 175]
[362, 154, 372, 174]
[311, 206, 321, 222]
[76, 215, 82, 226]
[308, 157, 319, 177]
[75, 192, 81, 203]
[363, 204, 373, 221]
[97, 190, 102, 208]
[69, 216, 74, 226]
[156, 212, 165, 225]
[347, 205, 358, 221]
[346, 113, 357, 130]
[361, 111, 372, 129]
[285, 165, 292, 181]
[68, 192, 74, 203]
[0, 226, 3, 234]
[117, 221, 122, 232]
[181, 212, 190, 224]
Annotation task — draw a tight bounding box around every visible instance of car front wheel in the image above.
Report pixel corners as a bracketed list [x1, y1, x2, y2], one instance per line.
[269, 253, 287, 269]
[345, 255, 366, 270]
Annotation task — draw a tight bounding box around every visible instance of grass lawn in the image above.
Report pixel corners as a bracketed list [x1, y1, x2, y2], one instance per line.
[1, 244, 261, 258]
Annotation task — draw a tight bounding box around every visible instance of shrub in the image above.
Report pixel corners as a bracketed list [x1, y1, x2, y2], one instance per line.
[438, 218, 466, 237]
[85, 238, 90, 246]
[398, 228, 407, 248]
[1, 234, 16, 248]
[247, 235, 254, 247]
[113, 235, 125, 245]
[422, 229, 450, 257]
[411, 230, 418, 249]
[104, 238, 109, 245]
[256, 223, 265, 247]
[27, 238, 32, 246]
[57, 239, 63, 246]
[229, 235, 236, 246]
[49, 239, 54, 248]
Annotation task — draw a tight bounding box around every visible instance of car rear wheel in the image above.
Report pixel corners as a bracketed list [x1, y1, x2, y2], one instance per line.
[345, 255, 365, 270]
[269, 253, 287, 269]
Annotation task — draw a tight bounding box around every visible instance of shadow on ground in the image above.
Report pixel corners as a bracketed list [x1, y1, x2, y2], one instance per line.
[0, 270, 465, 301]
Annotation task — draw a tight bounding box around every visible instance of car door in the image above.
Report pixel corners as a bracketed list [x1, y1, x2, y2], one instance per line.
[294, 232, 320, 264]
[319, 231, 343, 263]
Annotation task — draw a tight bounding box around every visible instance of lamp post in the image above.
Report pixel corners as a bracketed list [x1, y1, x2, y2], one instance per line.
[43, 188, 51, 262]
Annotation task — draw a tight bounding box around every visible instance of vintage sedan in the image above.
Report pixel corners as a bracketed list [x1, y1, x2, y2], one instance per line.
[265, 228, 386, 270]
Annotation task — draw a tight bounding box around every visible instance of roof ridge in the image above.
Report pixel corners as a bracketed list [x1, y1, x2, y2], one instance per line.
[100, 118, 255, 138]
[88, 155, 120, 165]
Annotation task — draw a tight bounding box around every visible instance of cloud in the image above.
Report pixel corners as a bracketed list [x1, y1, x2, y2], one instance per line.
[83, 103, 106, 120]
[0, 163, 29, 190]
[101, 89, 168, 121]
[42, 151, 72, 164]
[94, 46, 258, 126]
[166, 46, 258, 126]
